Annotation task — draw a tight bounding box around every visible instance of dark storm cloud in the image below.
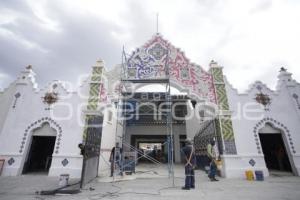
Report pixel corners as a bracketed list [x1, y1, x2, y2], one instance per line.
[0, 0, 123, 89]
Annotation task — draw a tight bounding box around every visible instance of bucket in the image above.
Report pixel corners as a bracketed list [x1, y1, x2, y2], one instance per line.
[255, 170, 264, 181]
[245, 170, 254, 181]
[215, 160, 222, 171]
[59, 174, 69, 186]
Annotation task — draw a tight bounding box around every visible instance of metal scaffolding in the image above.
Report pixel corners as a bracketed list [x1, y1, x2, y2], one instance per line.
[112, 47, 175, 186]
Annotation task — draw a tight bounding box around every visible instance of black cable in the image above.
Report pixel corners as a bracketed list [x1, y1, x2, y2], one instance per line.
[135, 169, 185, 179]
[87, 180, 182, 200]
[88, 183, 122, 200]
[36, 180, 81, 195]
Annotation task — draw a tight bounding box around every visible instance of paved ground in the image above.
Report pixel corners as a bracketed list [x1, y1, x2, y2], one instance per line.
[1, 164, 300, 200]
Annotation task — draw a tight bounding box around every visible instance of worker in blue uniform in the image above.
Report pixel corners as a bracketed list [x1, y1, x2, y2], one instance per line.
[181, 138, 196, 190]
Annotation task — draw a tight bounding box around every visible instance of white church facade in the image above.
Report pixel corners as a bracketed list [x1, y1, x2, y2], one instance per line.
[0, 34, 299, 179]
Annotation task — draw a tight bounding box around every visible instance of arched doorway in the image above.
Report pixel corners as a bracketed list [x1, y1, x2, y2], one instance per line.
[259, 123, 293, 175]
[22, 122, 57, 174]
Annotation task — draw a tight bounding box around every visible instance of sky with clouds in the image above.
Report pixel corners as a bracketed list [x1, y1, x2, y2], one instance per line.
[0, 0, 299, 92]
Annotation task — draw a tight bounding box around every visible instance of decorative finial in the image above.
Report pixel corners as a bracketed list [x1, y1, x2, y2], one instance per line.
[209, 60, 219, 68]
[210, 60, 218, 65]
[95, 59, 104, 67]
[280, 67, 287, 72]
[26, 65, 32, 70]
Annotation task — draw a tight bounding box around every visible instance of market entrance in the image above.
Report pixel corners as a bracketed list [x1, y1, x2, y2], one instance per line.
[131, 135, 171, 164]
[23, 136, 56, 174]
[259, 133, 292, 172]
[259, 123, 292, 174]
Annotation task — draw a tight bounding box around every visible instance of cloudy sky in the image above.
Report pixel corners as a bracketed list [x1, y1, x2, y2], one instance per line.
[0, 0, 299, 92]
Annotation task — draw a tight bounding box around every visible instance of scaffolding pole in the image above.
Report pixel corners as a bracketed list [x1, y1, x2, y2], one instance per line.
[115, 46, 175, 187]
[111, 46, 129, 182]
[165, 51, 175, 187]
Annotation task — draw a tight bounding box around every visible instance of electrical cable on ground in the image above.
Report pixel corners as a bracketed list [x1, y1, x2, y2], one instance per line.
[36, 181, 81, 195]
[87, 182, 182, 200]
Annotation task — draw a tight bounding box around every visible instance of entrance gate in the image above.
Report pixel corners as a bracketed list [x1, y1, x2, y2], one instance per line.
[93, 33, 238, 183]
[193, 120, 223, 168]
[80, 115, 103, 187]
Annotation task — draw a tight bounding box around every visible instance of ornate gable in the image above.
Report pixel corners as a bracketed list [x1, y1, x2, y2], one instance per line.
[126, 34, 216, 103]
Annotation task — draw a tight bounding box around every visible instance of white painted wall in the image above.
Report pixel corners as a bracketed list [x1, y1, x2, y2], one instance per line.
[224, 70, 300, 178]
[0, 65, 125, 179]
[0, 69, 85, 178]
[0, 84, 16, 136]
[97, 105, 120, 177]
[32, 122, 57, 136]
[185, 100, 202, 140]
[2, 65, 299, 180]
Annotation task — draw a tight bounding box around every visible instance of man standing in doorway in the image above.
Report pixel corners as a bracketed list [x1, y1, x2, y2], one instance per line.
[181, 138, 196, 190]
[207, 139, 219, 181]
